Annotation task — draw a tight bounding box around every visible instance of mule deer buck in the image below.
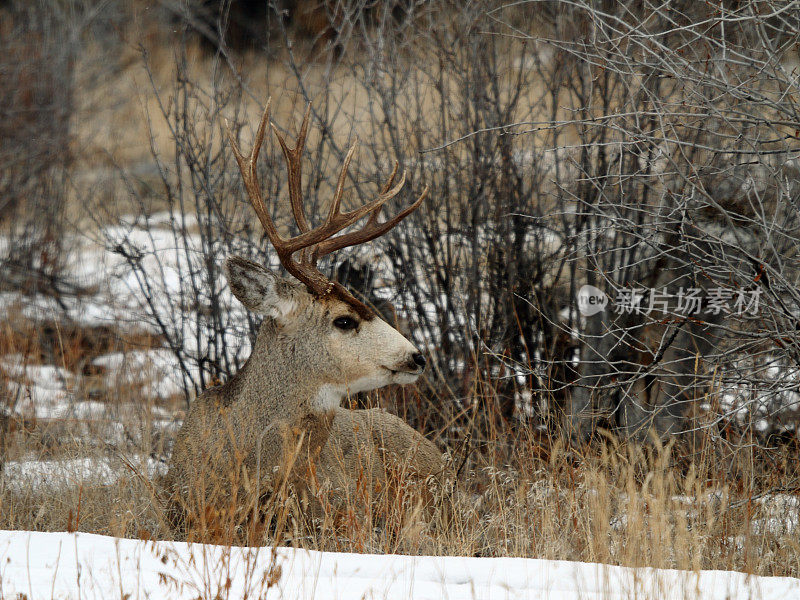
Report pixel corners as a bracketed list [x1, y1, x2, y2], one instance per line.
[165, 100, 446, 539]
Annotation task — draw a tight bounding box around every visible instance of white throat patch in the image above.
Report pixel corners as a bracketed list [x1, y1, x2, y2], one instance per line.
[312, 384, 346, 412]
[311, 373, 397, 413]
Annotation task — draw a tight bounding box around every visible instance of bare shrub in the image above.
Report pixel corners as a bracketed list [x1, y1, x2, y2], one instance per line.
[0, 2, 77, 296]
[441, 1, 800, 457]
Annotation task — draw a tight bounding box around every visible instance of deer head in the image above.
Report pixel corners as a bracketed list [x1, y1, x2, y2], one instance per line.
[224, 100, 428, 410]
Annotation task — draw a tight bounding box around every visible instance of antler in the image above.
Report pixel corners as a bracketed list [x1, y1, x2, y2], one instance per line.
[226, 98, 428, 319]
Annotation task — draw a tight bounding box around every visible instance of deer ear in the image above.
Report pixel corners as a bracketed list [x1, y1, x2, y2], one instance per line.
[225, 256, 299, 318]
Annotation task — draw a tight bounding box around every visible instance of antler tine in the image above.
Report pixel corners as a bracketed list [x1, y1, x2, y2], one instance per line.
[270, 104, 312, 234]
[328, 165, 406, 232]
[327, 142, 357, 225]
[313, 180, 428, 260]
[279, 176, 405, 256]
[225, 99, 282, 244]
[380, 161, 400, 195]
[365, 161, 400, 228]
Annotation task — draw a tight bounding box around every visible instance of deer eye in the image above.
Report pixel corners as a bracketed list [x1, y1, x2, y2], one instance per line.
[333, 316, 359, 331]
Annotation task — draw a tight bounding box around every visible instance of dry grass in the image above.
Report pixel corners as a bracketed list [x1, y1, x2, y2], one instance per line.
[3, 421, 800, 578]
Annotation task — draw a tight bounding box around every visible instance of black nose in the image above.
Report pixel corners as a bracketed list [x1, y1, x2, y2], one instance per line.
[412, 353, 427, 369]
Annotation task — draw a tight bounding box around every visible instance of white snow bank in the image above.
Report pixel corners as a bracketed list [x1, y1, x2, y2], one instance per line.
[0, 531, 797, 600]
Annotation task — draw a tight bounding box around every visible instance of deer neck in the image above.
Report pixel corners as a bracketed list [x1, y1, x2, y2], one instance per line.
[232, 320, 344, 421]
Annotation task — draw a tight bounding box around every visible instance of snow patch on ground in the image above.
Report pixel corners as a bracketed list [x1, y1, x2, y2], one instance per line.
[0, 530, 797, 600]
[92, 349, 191, 400]
[1, 456, 166, 492]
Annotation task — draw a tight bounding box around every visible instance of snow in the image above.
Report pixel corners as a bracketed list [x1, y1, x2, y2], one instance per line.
[0, 531, 797, 600]
[0, 350, 175, 445]
[1, 359, 75, 419]
[0, 532, 800, 600]
[2, 456, 166, 492]
[92, 349, 192, 400]
[752, 494, 800, 536]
